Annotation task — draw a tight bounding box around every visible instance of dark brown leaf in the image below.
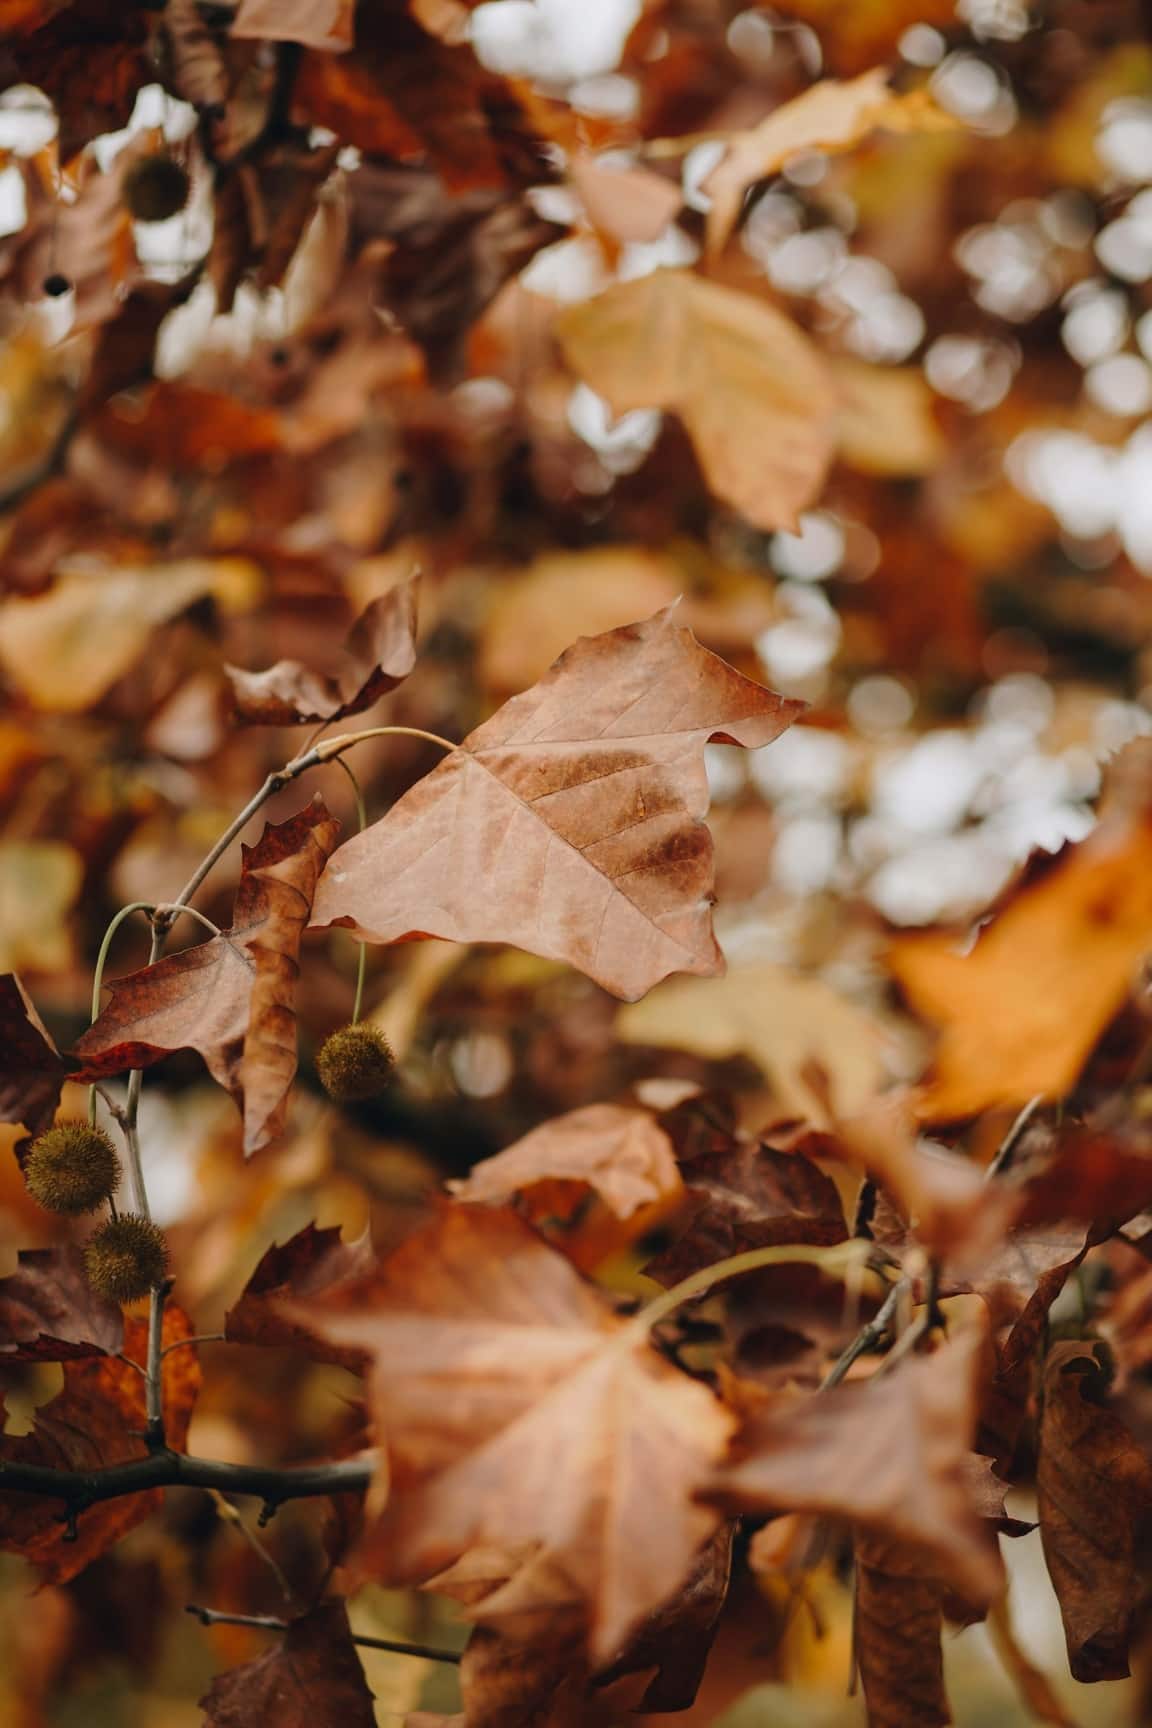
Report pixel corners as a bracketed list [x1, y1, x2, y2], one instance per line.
[0, 1246, 122, 1361]
[225, 1222, 374, 1370]
[0, 972, 66, 1135]
[199, 1600, 376, 1727]
[854, 1532, 950, 1728]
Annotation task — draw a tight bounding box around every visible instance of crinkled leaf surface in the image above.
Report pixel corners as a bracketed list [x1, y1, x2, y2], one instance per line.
[449, 1103, 682, 1221]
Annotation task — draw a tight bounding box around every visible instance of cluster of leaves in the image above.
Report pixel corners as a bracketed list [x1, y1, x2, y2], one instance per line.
[4, 0, 1152, 1725]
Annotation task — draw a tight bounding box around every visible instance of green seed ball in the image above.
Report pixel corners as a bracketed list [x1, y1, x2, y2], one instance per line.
[84, 1215, 170, 1305]
[25, 1121, 120, 1215]
[121, 153, 191, 223]
[316, 1023, 396, 1103]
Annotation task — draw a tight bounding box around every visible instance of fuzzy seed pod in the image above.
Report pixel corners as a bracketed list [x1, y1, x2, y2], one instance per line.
[316, 1023, 396, 1103]
[121, 153, 191, 223]
[84, 1215, 169, 1305]
[25, 1121, 120, 1215]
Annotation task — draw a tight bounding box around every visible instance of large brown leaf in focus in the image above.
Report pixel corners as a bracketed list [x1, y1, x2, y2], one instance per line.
[74, 800, 340, 1154]
[225, 579, 418, 725]
[0, 1305, 200, 1583]
[889, 806, 1152, 1122]
[449, 1103, 682, 1221]
[555, 271, 836, 533]
[854, 1532, 950, 1728]
[225, 1222, 374, 1370]
[643, 1134, 847, 1285]
[1037, 1344, 1152, 1682]
[310, 608, 802, 1001]
[290, 1205, 736, 1661]
[703, 69, 955, 254]
[710, 1330, 1003, 1606]
[0, 972, 66, 1135]
[0, 1247, 122, 1362]
[199, 1600, 376, 1728]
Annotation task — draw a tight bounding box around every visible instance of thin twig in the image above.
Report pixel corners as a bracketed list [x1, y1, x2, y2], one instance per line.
[986, 1095, 1044, 1181]
[184, 1605, 463, 1664]
[209, 1492, 297, 1606]
[820, 1277, 907, 1390]
[145, 1278, 170, 1450]
[161, 1332, 225, 1358]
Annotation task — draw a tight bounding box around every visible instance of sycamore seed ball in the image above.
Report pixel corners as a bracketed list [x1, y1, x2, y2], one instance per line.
[25, 1121, 120, 1215]
[121, 153, 191, 223]
[84, 1215, 170, 1305]
[317, 1023, 396, 1103]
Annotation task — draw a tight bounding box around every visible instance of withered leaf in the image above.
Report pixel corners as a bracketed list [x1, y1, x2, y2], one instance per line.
[0, 1246, 122, 1362]
[704, 69, 955, 253]
[599, 1521, 735, 1712]
[290, 1204, 736, 1661]
[556, 270, 836, 533]
[225, 579, 418, 726]
[709, 1330, 1003, 1607]
[644, 1134, 847, 1286]
[0, 1305, 200, 1584]
[1037, 1344, 1152, 1682]
[199, 1600, 376, 1728]
[854, 1531, 950, 1728]
[449, 1102, 682, 1221]
[225, 1222, 374, 1370]
[74, 800, 340, 1154]
[0, 971, 66, 1135]
[231, 0, 355, 53]
[310, 607, 802, 1001]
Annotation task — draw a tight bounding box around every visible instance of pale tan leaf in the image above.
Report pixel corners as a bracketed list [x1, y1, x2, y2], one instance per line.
[449, 1103, 682, 1219]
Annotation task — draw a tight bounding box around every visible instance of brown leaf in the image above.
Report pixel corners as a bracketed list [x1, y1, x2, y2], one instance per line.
[165, 0, 230, 113]
[569, 156, 683, 247]
[0, 972, 66, 1135]
[225, 1222, 374, 1370]
[449, 1103, 682, 1221]
[854, 1532, 950, 1728]
[556, 271, 836, 532]
[709, 1330, 1003, 1606]
[0, 1304, 200, 1583]
[290, 1204, 736, 1661]
[599, 1522, 734, 1711]
[643, 1134, 847, 1286]
[199, 1600, 376, 1728]
[310, 607, 802, 1001]
[74, 799, 340, 1154]
[0, 1246, 122, 1362]
[231, 0, 355, 53]
[703, 69, 956, 253]
[1036, 1344, 1152, 1682]
[225, 579, 418, 725]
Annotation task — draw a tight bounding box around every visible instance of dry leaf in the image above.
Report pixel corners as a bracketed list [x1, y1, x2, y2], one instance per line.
[569, 156, 682, 246]
[310, 608, 802, 1001]
[225, 1222, 375, 1369]
[226, 579, 419, 725]
[74, 801, 340, 1154]
[449, 1102, 682, 1221]
[200, 1601, 376, 1727]
[854, 1532, 950, 1728]
[556, 270, 836, 532]
[833, 358, 945, 477]
[0, 842, 82, 975]
[231, 0, 355, 53]
[290, 1204, 736, 1661]
[0, 972, 67, 1134]
[703, 69, 956, 253]
[0, 1246, 123, 1361]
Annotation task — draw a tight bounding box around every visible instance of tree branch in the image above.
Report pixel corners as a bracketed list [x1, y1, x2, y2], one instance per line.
[0, 1451, 373, 1521]
[185, 1604, 463, 1664]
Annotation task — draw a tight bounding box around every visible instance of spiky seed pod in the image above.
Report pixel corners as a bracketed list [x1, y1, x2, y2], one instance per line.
[84, 1214, 169, 1305]
[24, 1121, 120, 1215]
[316, 1023, 396, 1103]
[121, 153, 191, 223]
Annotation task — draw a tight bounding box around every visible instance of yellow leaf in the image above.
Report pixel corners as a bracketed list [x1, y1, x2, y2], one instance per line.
[0, 841, 81, 975]
[834, 358, 945, 477]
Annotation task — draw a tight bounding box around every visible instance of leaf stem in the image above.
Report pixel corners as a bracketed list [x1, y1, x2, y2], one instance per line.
[87, 902, 155, 1126]
[184, 1605, 463, 1664]
[331, 755, 369, 1023]
[630, 1240, 870, 1335]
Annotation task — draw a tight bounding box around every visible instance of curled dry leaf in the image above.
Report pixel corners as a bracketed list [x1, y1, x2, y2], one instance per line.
[225, 578, 419, 725]
[709, 1329, 1003, 1607]
[555, 270, 837, 533]
[287, 1204, 736, 1661]
[0, 1304, 200, 1584]
[703, 68, 956, 253]
[225, 1221, 375, 1370]
[0, 1246, 123, 1361]
[449, 1102, 682, 1221]
[0, 971, 66, 1135]
[1037, 1344, 1152, 1682]
[854, 1531, 950, 1728]
[310, 607, 803, 1001]
[74, 800, 340, 1154]
[199, 1600, 376, 1728]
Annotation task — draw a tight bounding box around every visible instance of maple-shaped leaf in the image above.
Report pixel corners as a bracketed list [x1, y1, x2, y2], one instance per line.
[226, 1222, 375, 1370]
[225, 580, 419, 726]
[0, 1246, 122, 1361]
[709, 1330, 1003, 1607]
[200, 1600, 376, 1727]
[0, 1304, 200, 1583]
[555, 270, 836, 533]
[74, 800, 340, 1154]
[703, 69, 956, 253]
[1037, 1344, 1152, 1682]
[854, 1532, 950, 1728]
[310, 608, 802, 1001]
[643, 1133, 847, 1286]
[288, 1204, 736, 1662]
[449, 1102, 682, 1221]
[0, 971, 66, 1135]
